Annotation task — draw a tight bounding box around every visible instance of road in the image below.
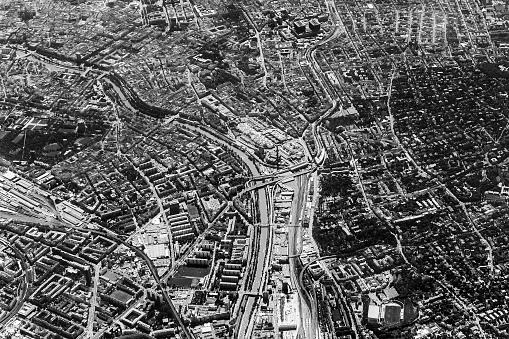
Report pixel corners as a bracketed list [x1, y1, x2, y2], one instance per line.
[387, 66, 493, 276]
[240, 8, 268, 88]
[304, 0, 343, 105]
[96, 66, 274, 337]
[86, 263, 101, 338]
[0, 238, 30, 329]
[127, 156, 176, 269]
[384, 64, 489, 337]
[11, 47, 316, 338]
[386, 68, 429, 178]
[0, 211, 193, 339]
[288, 174, 316, 339]
[161, 203, 230, 282]
[172, 122, 272, 338]
[235, 172, 270, 337]
[79, 225, 194, 338]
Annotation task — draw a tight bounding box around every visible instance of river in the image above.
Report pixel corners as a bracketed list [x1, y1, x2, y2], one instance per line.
[20, 49, 272, 337]
[104, 78, 271, 336]
[167, 124, 270, 337]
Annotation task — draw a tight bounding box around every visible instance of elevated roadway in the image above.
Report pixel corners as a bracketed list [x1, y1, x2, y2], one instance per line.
[171, 123, 271, 338]
[288, 174, 317, 339]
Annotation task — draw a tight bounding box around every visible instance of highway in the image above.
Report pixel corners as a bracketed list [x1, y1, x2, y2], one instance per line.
[241, 186, 270, 337]
[94, 66, 274, 337]
[288, 174, 316, 339]
[86, 263, 101, 338]
[0, 238, 31, 329]
[12, 47, 318, 338]
[171, 122, 272, 338]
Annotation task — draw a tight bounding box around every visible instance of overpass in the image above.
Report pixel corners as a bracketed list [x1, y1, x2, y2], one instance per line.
[248, 162, 313, 181]
[251, 223, 308, 228]
[243, 178, 281, 193]
[242, 167, 317, 195]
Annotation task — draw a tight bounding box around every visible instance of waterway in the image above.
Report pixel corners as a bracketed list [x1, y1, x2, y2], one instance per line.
[104, 78, 271, 336]
[16, 49, 272, 337]
[170, 124, 270, 337]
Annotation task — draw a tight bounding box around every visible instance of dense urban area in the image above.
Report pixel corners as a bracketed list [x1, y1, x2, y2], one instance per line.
[1, 0, 509, 337]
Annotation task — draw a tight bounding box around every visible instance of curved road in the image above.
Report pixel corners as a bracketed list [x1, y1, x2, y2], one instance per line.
[0, 238, 30, 329]
[14, 47, 296, 338]
[171, 122, 271, 338]
[288, 174, 316, 339]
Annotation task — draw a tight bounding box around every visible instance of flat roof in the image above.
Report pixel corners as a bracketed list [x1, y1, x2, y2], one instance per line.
[3, 171, 16, 181]
[368, 304, 380, 320]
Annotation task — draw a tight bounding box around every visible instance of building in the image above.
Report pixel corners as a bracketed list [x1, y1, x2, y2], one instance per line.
[309, 18, 321, 31]
[293, 20, 307, 35]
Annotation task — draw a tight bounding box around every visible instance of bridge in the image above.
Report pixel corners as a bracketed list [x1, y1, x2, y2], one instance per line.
[243, 178, 280, 193]
[240, 291, 263, 297]
[243, 167, 317, 195]
[248, 162, 315, 182]
[251, 223, 303, 228]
